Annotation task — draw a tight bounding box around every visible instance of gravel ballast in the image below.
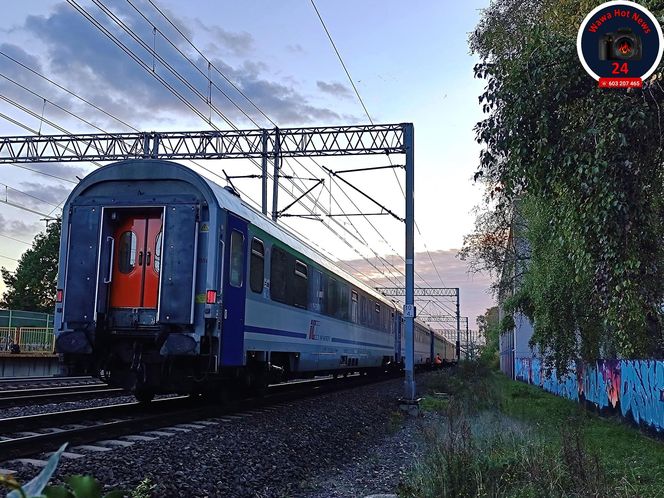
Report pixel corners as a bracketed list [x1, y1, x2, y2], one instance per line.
[8, 377, 428, 497]
[0, 394, 177, 419]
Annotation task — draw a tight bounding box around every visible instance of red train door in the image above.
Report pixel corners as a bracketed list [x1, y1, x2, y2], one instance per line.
[109, 213, 163, 309]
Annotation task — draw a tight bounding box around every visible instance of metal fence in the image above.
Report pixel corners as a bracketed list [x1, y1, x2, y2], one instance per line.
[0, 309, 54, 329]
[0, 327, 17, 352]
[0, 326, 55, 354]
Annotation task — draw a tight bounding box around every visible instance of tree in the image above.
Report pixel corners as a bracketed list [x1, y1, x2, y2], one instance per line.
[464, 0, 664, 369]
[1, 220, 61, 313]
[477, 306, 499, 349]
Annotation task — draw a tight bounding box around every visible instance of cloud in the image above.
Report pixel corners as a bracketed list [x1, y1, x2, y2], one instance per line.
[15, 1, 349, 127]
[286, 44, 305, 54]
[339, 249, 495, 327]
[195, 22, 254, 57]
[17, 181, 73, 208]
[317, 81, 352, 99]
[0, 213, 42, 238]
[17, 163, 89, 183]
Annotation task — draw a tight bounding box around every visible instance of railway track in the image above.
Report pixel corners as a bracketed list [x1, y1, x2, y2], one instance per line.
[0, 374, 394, 464]
[0, 384, 125, 408]
[0, 376, 97, 388]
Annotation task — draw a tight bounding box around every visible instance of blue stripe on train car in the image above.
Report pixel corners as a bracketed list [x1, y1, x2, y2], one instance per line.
[245, 325, 392, 350]
[331, 337, 393, 350]
[245, 325, 307, 339]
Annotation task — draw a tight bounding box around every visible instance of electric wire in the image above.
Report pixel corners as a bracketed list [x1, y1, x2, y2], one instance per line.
[134, 0, 408, 285]
[0, 233, 31, 245]
[1, 184, 61, 208]
[0, 50, 138, 132]
[3, 1, 423, 293]
[76, 0, 404, 287]
[309, 0, 450, 293]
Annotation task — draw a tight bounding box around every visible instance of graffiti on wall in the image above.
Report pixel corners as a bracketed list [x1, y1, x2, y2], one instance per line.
[514, 357, 664, 432]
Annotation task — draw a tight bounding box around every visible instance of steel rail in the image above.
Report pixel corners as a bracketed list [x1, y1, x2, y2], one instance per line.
[0, 386, 125, 408]
[0, 374, 396, 461]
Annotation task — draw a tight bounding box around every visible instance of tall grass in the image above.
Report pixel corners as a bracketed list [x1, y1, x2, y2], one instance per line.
[401, 363, 635, 498]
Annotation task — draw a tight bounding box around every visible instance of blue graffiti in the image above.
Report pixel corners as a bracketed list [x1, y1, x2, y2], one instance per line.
[513, 357, 664, 432]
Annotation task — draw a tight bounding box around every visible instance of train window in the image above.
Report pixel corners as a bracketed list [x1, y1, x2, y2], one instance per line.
[118, 231, 137, 274]
[270, 246, 289, 304]
[350, 290, 359, 322]
[338, 284, 349, 320]
[229, 230, 244, 288]
[325, 277, 339, 316]
[153, 231, 163, 274]
[295, 261, 308, 279]
[250, 238, 265, 294]
[360, 294, 367, 325]
[293, 261, 308, 308]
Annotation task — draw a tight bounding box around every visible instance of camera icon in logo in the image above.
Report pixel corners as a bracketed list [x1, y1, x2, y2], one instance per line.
[599, 28, 642, 61]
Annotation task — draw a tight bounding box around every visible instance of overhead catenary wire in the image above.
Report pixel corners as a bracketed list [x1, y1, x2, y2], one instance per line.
[73, 0, 406, 287]
[3, 7, 392, 288]
[139, 0, 409, 272]
[309, 0, 451, 295]
[2, 183, 61, 208]
[0, 9, 403, 291]
[0, 233, 31, 245]
[2, 2, 434, 296]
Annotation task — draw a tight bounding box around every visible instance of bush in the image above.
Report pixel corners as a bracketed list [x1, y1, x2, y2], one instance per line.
[407, 362, 634, 497]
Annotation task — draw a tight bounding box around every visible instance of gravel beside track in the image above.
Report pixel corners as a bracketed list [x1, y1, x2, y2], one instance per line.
[9, 377, 425, 497]
[0, 376, 99, 390]
[0, 394, 165, 419]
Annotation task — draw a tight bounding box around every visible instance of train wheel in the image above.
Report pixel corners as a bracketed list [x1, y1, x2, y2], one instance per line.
[250, 372, 269, 397]
[203, 386, 231, 405]
[134, 389, 154, 404]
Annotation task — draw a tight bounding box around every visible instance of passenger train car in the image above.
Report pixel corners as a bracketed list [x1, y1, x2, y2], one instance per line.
[54, 159, 455, 400]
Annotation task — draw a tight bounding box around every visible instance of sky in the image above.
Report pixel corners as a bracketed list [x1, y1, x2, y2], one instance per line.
[0, 0, 494, 325]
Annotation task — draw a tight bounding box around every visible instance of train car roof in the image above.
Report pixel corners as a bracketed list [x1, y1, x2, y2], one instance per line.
[202, 169, 400, 308]
[67, 159, 403, 311]
[211, 184, 451, 336]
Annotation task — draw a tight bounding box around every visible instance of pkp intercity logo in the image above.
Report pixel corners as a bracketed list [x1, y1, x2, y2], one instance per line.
[577, 1, 663, 88]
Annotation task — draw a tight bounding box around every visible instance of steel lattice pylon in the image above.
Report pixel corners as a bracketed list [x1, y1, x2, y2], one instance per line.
[0, 124, 406, 163]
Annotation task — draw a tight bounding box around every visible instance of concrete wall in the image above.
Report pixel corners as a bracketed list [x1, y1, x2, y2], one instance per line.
[0, 354, 60, 377]
[515, 357, 664, 432]
[500, 312, 535, 379]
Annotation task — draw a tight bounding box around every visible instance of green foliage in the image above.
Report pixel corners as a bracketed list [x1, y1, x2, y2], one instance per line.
[464, 0, 664, 364]
[499, 374, 664, 494]
[476, 307, 500, 367]
[4, 443, 67, 498]
[1, 443, 124, 498]
[403, 364, 664, 497]
[1, 221, 61, 313]
[130, 478, 154, 498]
[43, 475, 124, 498]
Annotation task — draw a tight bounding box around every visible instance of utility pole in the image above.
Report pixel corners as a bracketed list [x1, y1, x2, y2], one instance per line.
[271, 128, 280, 221]
[261, 129, 268, 215]
[403, 123, 415, 401]
[456, 291, 461, 361]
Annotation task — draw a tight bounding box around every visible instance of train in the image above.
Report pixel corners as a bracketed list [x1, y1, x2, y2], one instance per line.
[54, 159, 456, 401]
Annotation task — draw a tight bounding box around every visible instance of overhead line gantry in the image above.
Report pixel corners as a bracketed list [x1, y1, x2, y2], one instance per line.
[0, 122, 420, 401]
